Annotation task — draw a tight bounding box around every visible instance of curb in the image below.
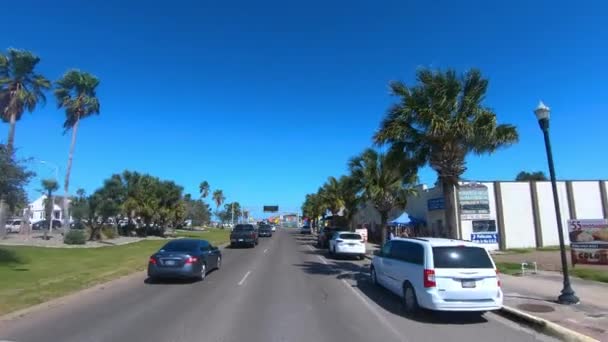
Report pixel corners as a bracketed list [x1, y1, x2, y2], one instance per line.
[499, 306, 598, 342]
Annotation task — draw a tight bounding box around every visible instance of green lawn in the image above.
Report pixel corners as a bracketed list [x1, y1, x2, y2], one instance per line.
[496, 262, 523, 275]
[0, 229, 229, 315]
[175, 228, 229, 242]
[496, 262, 608, 283]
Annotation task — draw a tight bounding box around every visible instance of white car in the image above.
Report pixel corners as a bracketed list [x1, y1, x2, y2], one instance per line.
[270, 224, 277, 232]
[6, 219, 22, 233]
[328, 232, 366, 259]
[370, 237, 502, 313]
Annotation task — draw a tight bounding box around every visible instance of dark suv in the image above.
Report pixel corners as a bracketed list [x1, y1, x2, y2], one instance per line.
[230, 224, 259, 248]
[258, 224, 273, 237]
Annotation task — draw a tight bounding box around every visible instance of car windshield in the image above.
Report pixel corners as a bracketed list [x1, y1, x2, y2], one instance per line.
[259, 225, 271, 229]
[432, 246, 494, 269]
[160, 240, 198, 252]
[234, 225, 254, 231]
[339, 233, 361, 240]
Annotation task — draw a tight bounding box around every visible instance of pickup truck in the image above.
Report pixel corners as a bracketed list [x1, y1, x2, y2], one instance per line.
[230, 224, 259, 248]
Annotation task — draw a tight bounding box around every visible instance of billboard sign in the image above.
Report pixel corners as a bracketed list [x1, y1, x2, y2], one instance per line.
[459, 183, 490, 220]
[470, 219, 498, 244]
[569, 219, 608, 265]
[263, 206, 279, 213]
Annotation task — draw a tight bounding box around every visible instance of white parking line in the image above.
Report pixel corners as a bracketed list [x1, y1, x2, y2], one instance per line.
[238, 271, 251, 286]
[317, 255, 328, 265]
[264, 248, 268, 254]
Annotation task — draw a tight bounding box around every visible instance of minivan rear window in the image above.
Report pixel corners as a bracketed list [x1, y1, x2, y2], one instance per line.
[339, 233, 361, 240]
[432, 246, 494, 269]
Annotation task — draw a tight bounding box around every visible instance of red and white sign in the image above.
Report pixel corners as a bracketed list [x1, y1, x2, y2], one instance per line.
[568, 219, 608, 265]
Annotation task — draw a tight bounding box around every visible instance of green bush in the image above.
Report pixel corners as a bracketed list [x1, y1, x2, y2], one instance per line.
[64, 230, 87, 245]
[101, 226, 118, 239]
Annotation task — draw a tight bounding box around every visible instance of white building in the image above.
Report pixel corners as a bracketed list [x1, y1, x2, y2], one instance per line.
[405, 180, 608, 251]
[26, 195, 69, 223]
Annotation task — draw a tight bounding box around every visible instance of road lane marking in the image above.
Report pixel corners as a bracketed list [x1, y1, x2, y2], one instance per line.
[264, 248, 268, 254]
[238, 271, 251, 286]
[317, 255, 328, 265]
[340, 278, 407, 342]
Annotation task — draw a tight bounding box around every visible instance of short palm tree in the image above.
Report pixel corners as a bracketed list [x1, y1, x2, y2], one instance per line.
[212, 189, 225, 210]
[0, 49, 51, 154]
[54, 70, 100, 229]
[41, 178, 59, 238]
[349, 148, 418, 243]
[374, 68, 518, 238]
[199, 181, 210, 199]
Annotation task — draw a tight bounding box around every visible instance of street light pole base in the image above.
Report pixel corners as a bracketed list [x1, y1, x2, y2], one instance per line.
[558, 290, 580, 305]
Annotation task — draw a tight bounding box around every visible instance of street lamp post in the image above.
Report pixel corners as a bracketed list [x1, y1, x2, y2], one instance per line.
[534, 101, 579, 305]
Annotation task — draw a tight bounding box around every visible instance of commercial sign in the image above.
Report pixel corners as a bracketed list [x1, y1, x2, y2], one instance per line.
[459, 183, 490, 220]
[427, 198, 445, 211]
[355, 228, 368, 242]
[568, 219, 608, 265]
[471, 220, 498, 244]
[263, 206, 279, 212]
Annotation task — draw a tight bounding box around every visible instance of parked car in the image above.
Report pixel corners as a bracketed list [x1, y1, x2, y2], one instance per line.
[317, 226, 348, 248]
[147, 239, 221, 281]
[6, 219, 22, 233]
[32, 220, 63, 230]
[370, 238, 502, 313]
[230, 224, 259, 247]
[258, 224, 273, 237]
[328, 232, 365, 259]
[300, 224, 311, 234]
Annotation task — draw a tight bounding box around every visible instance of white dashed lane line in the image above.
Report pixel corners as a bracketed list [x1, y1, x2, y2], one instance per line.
[238, 271, 251, 286]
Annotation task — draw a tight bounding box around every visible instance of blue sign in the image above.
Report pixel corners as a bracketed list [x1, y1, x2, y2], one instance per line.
[471, 233, 498, 244]
[427, 198, 445, 211]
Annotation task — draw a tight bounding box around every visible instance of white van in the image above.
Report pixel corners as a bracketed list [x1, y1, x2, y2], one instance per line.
[370, 237, 502, 313]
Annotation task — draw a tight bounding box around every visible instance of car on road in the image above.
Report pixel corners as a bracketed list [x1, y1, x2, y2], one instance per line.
[32, 219, 63, 230]
[317, 226, 348, 248]
[230, 224, 259, 247]
[6, 219, 22, 233]
[270, 224, 277, 232]
[328, 232, 365, 259]
[370, 237, 503, 314]
[300, 224, 311, 234]
[258, 224, 273, 237]
[147, 239, 221, 281]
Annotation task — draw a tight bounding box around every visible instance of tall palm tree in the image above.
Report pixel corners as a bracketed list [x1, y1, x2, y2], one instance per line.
[41, 178, 59, 238]
[199, 181, 210, 199]
[374, 69, 518, 238]
[337, 175, 361, 230]
[349, 148, 418, 243]
[0, 49, 51, 155]
[212, 190, 225, 210]
[54, 70, 100, 230]
[319, 177, 344, 216]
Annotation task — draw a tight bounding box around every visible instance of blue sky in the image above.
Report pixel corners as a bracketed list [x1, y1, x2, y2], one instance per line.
[1, 0, 607, 217]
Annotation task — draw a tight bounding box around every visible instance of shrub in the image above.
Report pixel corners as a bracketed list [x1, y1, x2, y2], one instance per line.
[64, 230, 87, 245]
[101, 225, 118, 239]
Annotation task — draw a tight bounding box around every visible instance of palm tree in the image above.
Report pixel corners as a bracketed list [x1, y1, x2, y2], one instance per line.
[54, 70, 100, 230]
[349, 148, 418, 243]
[337, 175, 361, 230]
[0, 49, 51, 154]
[199, 181, 210, 199]
[374, 69, 518, 238]
[212, 190, 225, 210]
[319, 177, 344, 216]
[41, 178, 59, 239]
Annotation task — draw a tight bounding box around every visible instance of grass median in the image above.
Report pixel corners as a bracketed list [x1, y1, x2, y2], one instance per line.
[0, 229, 229, 315]
[496, 262, 608, 283]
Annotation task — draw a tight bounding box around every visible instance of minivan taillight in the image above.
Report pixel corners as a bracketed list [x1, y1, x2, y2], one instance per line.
[424, 269, 436, 288]
[496, 269, 501, 287]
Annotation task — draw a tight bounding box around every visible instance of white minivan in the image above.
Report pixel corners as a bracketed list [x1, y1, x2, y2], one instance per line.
[370, 237, 502, 313]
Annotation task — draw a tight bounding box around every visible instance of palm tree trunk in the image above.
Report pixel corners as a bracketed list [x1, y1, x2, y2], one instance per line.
[380, 210, 388, 244]
[6, 112, 17, 155]
[63, 117, 80, 231]
[442, 180, 459, 238]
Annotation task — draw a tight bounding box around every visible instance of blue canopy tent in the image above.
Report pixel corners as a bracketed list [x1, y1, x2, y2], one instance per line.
[389, 212, 412, 225]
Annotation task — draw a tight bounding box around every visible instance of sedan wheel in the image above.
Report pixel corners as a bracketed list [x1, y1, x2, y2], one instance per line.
[199, 263, 206, 281]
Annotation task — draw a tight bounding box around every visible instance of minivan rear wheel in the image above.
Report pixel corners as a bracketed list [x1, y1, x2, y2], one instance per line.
[402, 283, 419, 314]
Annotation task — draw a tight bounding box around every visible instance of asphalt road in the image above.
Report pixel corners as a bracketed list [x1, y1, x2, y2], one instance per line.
[0, 229, 556, 342]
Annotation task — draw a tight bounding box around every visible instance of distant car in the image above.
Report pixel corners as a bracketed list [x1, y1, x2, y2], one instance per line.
[300, 225, 311, 234]
[258, 224, 273, 237]
[147, 239, 221, 281]
[370, 237, 503, 313]
[317, 227, 348, 248]
[6, 219, 22, 233]
[270, 224, 277, 232]
[230, 224, 259, 247]
[32, 220, 63, 230]
[328, 232, 365, 259]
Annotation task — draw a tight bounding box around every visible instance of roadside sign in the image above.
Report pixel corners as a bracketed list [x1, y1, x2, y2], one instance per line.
[568, 219, 608, 265]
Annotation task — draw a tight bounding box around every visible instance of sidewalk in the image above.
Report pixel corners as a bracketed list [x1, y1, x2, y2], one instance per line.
[501, 271, 608, 341]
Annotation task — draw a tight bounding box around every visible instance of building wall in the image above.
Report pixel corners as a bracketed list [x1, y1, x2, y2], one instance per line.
[500, 183, 536, 248]
[536, 182, 571, 246]
[572, 181, 604, 219]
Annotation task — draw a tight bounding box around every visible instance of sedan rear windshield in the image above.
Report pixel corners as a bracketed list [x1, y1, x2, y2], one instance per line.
[432, 246, 494, 269]
[339, 233, 362, 240]
[259, 225, 271, 230]
[234, 225, 254, 231]
[161, 240, 198, 252]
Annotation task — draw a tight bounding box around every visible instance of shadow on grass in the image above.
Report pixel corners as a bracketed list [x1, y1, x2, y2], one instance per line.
[293, 259, 488, 325]
[0, 248, 26, 266]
